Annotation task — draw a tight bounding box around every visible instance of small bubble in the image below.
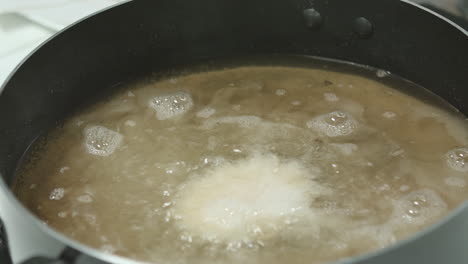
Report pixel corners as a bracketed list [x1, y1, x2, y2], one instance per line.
[400, 185, 410, 192]
[148, 91, 193, 120]
[58, 211, 67, 218]
[291, 101, 301, 106]
[125, 120, 136, 127]
[307, 111, 358, 137]
[85, 214, 97, 225]
[382, 111, 397, 119]
[59, 166, 70, 174]
[275, 89, 286, 96]
[326, 112, 347, 126]
[396, 189, 447, 225]
[324, 92, 339, 102]
[376, 69, 391, 78]
[446, 147, 468, 172]
[77, 194, 93, 203]
[49, 188, 65, 200]
[391, 149, 405, 157]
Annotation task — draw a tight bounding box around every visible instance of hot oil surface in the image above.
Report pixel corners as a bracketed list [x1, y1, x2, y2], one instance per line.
[13, 57, 468, 264]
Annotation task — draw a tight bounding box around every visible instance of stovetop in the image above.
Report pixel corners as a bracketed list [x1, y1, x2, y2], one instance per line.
[0, 219, 11, 263]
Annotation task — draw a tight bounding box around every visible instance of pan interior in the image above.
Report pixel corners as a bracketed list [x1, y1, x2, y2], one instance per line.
[12, 56, 468, 264]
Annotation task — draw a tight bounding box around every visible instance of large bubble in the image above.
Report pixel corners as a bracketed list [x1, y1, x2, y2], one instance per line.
[306, 111, 358, 137]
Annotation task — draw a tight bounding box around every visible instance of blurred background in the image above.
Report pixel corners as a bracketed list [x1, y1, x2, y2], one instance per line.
[0, 0, 467, 85]
[0, 0, 125, 84]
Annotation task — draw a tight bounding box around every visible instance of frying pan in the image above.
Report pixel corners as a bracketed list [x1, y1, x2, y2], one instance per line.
[0, 0, 467, 263]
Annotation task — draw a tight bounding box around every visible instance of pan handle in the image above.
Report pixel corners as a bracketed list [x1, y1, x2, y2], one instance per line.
[0, 219, 12, 264]
[21, 247, 109, 264]
[21, 247, 78, 264]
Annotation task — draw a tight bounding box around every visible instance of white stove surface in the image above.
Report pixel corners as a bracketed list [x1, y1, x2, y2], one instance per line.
[0, 0, 125, 87]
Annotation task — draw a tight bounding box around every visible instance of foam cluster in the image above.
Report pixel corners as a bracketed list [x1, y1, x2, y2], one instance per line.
[171, 154, 324, 244]
[392, 189, 447, 226]
[148, 91, 194, 120]
[84, 125, 123, 156]
[446, 147, 468, 172]
[306, 111, 358, 137]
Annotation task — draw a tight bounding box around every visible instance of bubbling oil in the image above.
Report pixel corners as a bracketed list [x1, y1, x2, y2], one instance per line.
[13, 57, 468, 264]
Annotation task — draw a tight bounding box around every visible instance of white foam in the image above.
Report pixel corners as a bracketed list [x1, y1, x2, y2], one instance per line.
[49, 188, 65, 200]
[446, 147, 468, 172]
[392, 189, 447, 226]
[399, 185, 410, 192]
[196, 107, 216, 119]
[275, 89, 286, 96]
[390, 149, 405, 157]
[57, 211, 68, 218]
[324, 93, 339, 102]
[84, 126, 123, 157]
[172, 154, 325, 243]
[59, 166, 70, 173]
[444, 176, 467, 188]
[306, 111, 358, 137]
[148, 91, 194, 120]
[125, 120, 136, 127]
[382, 112, 397, 119]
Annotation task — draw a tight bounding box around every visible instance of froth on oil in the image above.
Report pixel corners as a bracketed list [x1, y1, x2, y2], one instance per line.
[12, 57, 468, 264]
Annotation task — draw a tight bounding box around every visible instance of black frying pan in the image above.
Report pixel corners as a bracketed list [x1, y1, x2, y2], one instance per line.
[0, 0, 467, 264]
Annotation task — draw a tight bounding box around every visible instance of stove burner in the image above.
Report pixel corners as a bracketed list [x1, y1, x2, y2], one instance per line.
[0, 220, 12, 264]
